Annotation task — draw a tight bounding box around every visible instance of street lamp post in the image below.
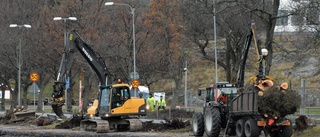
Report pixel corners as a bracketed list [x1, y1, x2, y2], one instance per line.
[183, 59, 188, 108]
[53, 17, 77, 109]
[261, 48, 268, 79]
[105, 2, 136, 81]
[9, 24, 31, 107]
[212, 0, 218, 83]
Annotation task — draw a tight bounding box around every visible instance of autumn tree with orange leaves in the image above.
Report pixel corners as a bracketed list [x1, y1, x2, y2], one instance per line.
[145, 0, 190, 108]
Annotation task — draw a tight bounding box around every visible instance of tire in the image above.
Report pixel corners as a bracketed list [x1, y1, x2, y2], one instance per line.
[236, 119, 246, 137]
[192, 112, 204, 136]
[270, 121, 293, 137]
[244, 119, 261, 137]
[279, 125, 293, 137]
[220, 108, 227, 128]
[204, 106, 221, 137]
[227, 126, 236, 136]
[270, 131, 279, 137]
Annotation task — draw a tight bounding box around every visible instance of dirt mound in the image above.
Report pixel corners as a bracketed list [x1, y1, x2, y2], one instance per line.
[145, 109, 194, 119]
[0, 115, 35, 126]
[1, 109, 192, 132]
[294, 115, 317, 132]
[55, 114, 83, 129]
[53, 110, 192, 131]
[141, 118, 190, 132]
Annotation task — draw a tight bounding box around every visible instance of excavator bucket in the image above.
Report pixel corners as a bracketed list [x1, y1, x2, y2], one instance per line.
[51, 81, 67, 119]
[52, 104, 67, 119]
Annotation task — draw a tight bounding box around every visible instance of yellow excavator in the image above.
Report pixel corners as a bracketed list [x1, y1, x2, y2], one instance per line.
[51, 30, 147, 133]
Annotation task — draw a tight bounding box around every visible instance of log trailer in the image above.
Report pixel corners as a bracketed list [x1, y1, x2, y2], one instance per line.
[192, 24, 299, 137]
[51, 30, 147, 133]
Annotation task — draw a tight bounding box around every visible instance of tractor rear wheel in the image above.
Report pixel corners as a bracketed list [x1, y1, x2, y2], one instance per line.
[192, 112, 204, 136]
[204, 106, 221, 137]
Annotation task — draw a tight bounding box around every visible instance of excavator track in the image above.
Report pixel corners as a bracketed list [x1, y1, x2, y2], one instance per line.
[126, 119, 143, 131]
[80, 118, 142, 133]
[80, 119, 110, 133]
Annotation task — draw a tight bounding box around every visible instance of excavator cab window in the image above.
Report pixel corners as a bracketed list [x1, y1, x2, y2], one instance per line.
[111, 86, 131, 109]
[120, 88, 130, 101]
[99, 86, 111, 114]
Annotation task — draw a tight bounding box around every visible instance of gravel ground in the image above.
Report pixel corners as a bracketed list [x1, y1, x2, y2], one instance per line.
[0, 108, 196, 137]
[0, 124, 193, 137]
[1, 110, 318, 137]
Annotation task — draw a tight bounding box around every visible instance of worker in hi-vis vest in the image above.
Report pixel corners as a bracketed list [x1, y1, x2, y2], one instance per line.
[157, 95, 166, 111]
[146, 93, 156, 112]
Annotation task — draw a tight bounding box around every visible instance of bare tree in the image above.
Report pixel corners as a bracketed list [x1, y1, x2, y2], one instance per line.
[181, 0, 295, 84]
[145, 0, 188, 107]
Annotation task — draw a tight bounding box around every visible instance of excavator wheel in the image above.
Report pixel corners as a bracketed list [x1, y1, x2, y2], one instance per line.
[52, 104, 66, 119]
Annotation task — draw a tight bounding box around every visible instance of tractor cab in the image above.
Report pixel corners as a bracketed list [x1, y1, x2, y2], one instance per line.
[198, 82, 238, 104]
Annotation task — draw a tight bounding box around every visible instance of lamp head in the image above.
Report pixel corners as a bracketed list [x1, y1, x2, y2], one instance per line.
[68, 17, 77, 20]
[105, 2, 114, 6]
[261, 48, 268, 56]
[53, 17, 62, 21]
[23, 24, 31, 28]
[9, 24, 17, 27]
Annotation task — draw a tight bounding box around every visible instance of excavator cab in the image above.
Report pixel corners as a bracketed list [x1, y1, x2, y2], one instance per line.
[96, 84, 130, 117]
[82, 83, 147, 132]
[87, 83, 147, 119]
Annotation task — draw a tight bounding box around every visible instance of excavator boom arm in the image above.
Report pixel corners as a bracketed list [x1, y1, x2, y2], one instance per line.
[52, 30, 109, 118]
[70, 31, 108, 85]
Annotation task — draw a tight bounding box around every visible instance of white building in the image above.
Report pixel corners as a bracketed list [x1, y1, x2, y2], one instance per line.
[0, 90, 11, 99]
[130, 85, 149, 99]
[275, 0, 318, 34]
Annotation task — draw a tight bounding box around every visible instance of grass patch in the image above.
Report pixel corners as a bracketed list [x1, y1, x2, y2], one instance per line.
[43, 119, 69, 129]
[293, 126, 320, 137]
[296, 108, 320, 115]
[305, 108, 320, 115]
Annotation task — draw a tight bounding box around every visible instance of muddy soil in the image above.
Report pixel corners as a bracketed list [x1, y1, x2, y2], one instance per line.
[0, 109, 194, 137]
[0, 109, 318, 137]
[0, 124, 192, 137]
